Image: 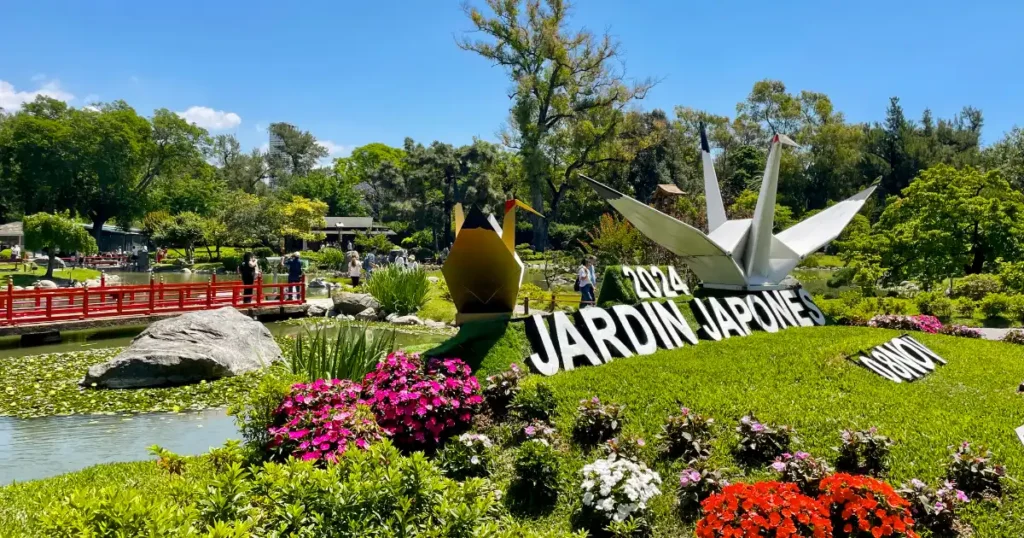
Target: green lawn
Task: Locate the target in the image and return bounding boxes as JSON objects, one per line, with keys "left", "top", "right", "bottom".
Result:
{"left": 3, "top": 326, "right": 1023, "bottom": 536}
{"left": 0, "top": 266, "right": 101, "bottom": 287}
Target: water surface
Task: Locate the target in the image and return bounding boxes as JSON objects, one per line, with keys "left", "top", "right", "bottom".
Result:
{"left": 0, "top": 409, "right": 238, "bottom": 484}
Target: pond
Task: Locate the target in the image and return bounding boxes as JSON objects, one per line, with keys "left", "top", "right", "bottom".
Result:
{"left": 0, "top": 409, "right": 238, "bottom": 484}
{"left": 0, "top": 321, "right": 449, "bottom": 359}
{"left": 0, "top": 323, "right": 451, "bottom": 483}
{"left": 103, "top": 270, "right": 331, "bottom": 297}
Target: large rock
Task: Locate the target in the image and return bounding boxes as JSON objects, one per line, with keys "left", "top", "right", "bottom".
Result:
{"left": 35, "top": 280, "right": 58, "bottom": 289}
{"left": 333, "top": 292, "right": 380, "bottom": 315}
{"left": 307, "top": 303, "right": 329, "bottom": 317}
{"left": 81, "top": 307, "right": 283, "bottom": 389}
{"left": 355, "top": 307, "right": 379, "bottom": 321}
{"left": 391, "top": 315, "right": 424, "bottom": 326}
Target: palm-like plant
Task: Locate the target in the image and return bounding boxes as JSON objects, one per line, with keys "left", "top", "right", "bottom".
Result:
{"left": 287, "top": 324, "right": 396, "bottom": 382}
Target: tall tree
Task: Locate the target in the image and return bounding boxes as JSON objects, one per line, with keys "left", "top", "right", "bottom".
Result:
{"left": 23, "top": 212, "right": 98, "bottom": 278}
{"left": 266, "top": 122, "right": 328, "bottom": 186}
{"left": 336, "top": 143, "right": 406, "bottom": 220}
{"left": 460, "top": 0, "right": 652, "bottom": 250}
{"left": 210, "top": 134, "right": 269, "bottom": 193}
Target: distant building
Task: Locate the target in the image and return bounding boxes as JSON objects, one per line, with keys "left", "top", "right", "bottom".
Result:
{"left": 0, "top": 221, "right": 146, "bottom": 254}
{"left": 268, "top": 122, "right": 294, "bottom": 183}
{"left": 284, "top": 216, "right": 395, "bottom": 252}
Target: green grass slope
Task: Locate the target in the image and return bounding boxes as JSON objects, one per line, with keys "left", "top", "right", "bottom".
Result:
{"left": 528, "top": 326, "right": 1024, "bottom": 536}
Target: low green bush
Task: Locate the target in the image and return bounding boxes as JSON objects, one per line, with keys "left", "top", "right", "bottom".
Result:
{"left": 978, "top": 293, "right": 1013, "bottom": 319}
{"left": 220, "top": 255, "right": 241, "bottom": 272}
{"left": 953, "top": 297, "right": 977, "bottom": 318}
{"left": 507, "top": 439, "right": 561, "bottom": 516}
{"left": 953, "top": 274, "right": 1003, "bottom": 300}
{"left": 998, "top": 260, "right": 1024, "bottom": 293}
{"left": 228, "top": 370, "right": 299, "bottom": 461}
{"left": 316, "top": 247, "right": 346, "bottom": 270}
{"left": 253, "top": 246, "right": 275, "bottom": 259}
{"left": 365, "top": 266, "right": 430, "bottom": 315}
{"left": 1009, "top": 295, "right": 1024, "bottom": 323}
{"left": 512, "top": 383, "right": 557, "bottom": 422}
{"left": 38, "top": 441, "right": 561, "bottom": 537}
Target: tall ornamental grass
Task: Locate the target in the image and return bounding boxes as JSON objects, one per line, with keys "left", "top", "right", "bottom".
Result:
{"left": 366, "top": 266, "right": 430, "bottom": 315}
{"left": 287, "top": 324, "right": 396, "bottom": 382}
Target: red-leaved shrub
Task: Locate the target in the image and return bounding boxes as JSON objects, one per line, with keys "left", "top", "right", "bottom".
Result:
{"left": 362, "top": 351, "right": 483, "bottom": 449}
{"left": 818, "top": 473, "right": 918, "bottom": 538}
{"left": 696, "top": 481, "right": 833, "bottom": 537}
{"left": 267, "top": 378, "right": 383, "bottom": 463}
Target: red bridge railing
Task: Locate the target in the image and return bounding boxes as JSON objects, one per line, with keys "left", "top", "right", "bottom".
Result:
{"left": 1, "top": 274, "right": 306, "bottom": 327}
{"left": 59, "top": 255, "right": 129, "bottom": 269}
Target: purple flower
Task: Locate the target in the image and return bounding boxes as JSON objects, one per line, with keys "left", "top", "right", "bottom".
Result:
{"left": 795, "top": 451, "right": 809, "bottom": 460}
{"left": 771, "top": 461, "right": 787, "bottom": 473}
{"left": 524, "top": 425, "right": 536, "bottom": 436}
{"left": 956, "top": 490, "right": 969, "bottom": 503}
{"left": 751, "top": 423, "right": 765, "bottom": 433}
{"left": 911, "top": 479, "right": 926, "bottom": 489}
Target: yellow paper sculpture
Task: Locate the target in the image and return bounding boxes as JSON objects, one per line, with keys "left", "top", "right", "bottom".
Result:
{"left": 442, "top": 199, "right": 543, "bottom": 325}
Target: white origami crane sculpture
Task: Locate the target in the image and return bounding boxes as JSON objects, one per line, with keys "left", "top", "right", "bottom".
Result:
{"left": 582, "top": 124, "right": 877, "bottom": 290}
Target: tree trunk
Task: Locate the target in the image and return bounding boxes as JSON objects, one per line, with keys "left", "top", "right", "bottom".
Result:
{"left": 45, "top": 252, "right": 55, "bottom": 280}
{"left": 969, "top": 245, "right": 986, "bottom": 275}
{"left": 531, "top": 186, "right": 547, "bottom": 252}
{"left": 90, "top": 215, "right": 108, "bottom": 250}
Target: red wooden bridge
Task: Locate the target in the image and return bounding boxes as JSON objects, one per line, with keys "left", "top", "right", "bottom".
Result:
{"left": 1, "top": 274, "right": 306, "bottom": 327}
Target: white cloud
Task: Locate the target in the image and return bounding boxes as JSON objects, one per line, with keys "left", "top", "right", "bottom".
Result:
{"left": 82, "top": 93, "right": 100, "bottom": 104}
{"left": 0, "top": 79, "right": 75, "bottom": 112}
{"left": 258, "top": 142, "right": 269, "bottom": 153}
{"left": 317, "top": 140, "right": 351, "bottom": 157}
{"left": 176, "top": 106, "right": 242, "bottom": 130}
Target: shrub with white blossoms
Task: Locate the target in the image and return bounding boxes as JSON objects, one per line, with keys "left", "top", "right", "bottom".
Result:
{"left": 437, "top": 433, "right": 493, "bottom": 480}
{"left": 580, "top": 454, "right": 663, "bottom": 526}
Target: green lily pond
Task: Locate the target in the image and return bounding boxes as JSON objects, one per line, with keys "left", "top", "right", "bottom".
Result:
{"left": 0, "top": 321, "right": 452, "bottom": 484}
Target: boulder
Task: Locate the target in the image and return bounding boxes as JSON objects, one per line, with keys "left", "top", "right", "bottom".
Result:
{"left": 335, "top": 313, "right": 355, "bottom": 321}
{"left": 391, "top": 315, "right": 424, "bottom": 326}
{"left": 32, "top": 257, "right": 65, "bottom": 268}
{"left": 333, "top": 292, "right": 380, "bottom": 315}
{"left": 427, "top": 276, "right": 440, "bottom": 283}
{"left": 385, "top": 313, "right": 398, "bottom": 322}
{"left": 181, "top": 268, "right": 192, "bottom": 274}
{"left": 307, "top": 303, "right": 329, "bottom": 317}
{"left": 35, "top": 280, "right": 58, "bottom": 289}
{"left": 355, "top": 307, "right": 378, "bottom": 321}
{"left": 81, "top": 307, "right": 283, "bottom": 389}
{"left": 424, "top": 319, "right": 447, "bottom": 329}
{"left": 308, "top": 278, "right": 329, "bottom": 289}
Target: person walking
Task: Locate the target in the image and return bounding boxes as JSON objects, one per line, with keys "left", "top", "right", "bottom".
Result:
{"left": 363, "top": 251, "right": 376, "bottom": 280}
{"left": 407, "top": 254, "right": 419, "bottom": 271}
{"left": 239, "top": 252, "right": 260, "bottom": 304}
{"left": 348, "top": 253, "right": 362, "bottom": 286}
{"left": 577, "top": 255, "right": 597, "bottom": 308}
{"left": 282, "top": 252, "right": 304, "bottom": 301}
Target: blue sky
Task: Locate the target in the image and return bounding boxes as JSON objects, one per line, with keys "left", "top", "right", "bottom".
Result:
{"left": 2, "top": 0, "right": 1021, "bottom": 160}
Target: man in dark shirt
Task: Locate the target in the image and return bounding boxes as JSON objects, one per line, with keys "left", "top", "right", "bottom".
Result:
{"left": 282, "top": 252, "right": 304, "bottom": 301}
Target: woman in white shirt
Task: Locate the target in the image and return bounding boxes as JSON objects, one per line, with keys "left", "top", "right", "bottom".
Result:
{"left": 348, "top": 254, "right": 362, "bottom": 286}
{"left": 577, "top": 255, "right": 596, "bottom": 307}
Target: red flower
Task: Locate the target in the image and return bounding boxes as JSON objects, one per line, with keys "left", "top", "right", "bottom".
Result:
{"left": 696, "top": 481, "right": 832, "bottom": 537}
{"left": 818, "top": 473, "right": 919, "bottom": 538}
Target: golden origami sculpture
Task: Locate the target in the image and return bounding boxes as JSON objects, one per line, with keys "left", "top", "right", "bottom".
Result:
{"left": 442, "top": 199, "right": 543, "bottom": 325}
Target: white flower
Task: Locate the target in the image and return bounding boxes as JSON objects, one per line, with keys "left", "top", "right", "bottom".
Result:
{"left": 583, "top": 492, "right": 594, "bottom": 506}
{"left": 470, "top": 456, "right": 480, "bottom": 465}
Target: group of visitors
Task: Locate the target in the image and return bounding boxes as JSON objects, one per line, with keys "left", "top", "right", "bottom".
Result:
{"left": 346, "top": 249, "right": 419, "bottom": 287}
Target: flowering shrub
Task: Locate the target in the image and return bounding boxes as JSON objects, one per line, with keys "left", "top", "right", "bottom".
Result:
{"left": 520, "top": 419, "right": 558, "bottom": 445}
{"left": 818, "top": 473, "right": 918, "bottom": 538}
{"left": 658, "top": 405, "right": 715, "bottom": 462}
{"left": 580, "top": 455, "right": 662, "bottom": 529}
{"left": 511, "top": 383, "right": 558, "bottom": 422}
{"left": 772, "top": 451, "right": 834, "bottom": 495}
{"left": 734, "top": 414, "right": 795, "bottom": 466}
{"left": 1004, "top": 329, "right": 1024, "bottom": 345}
{"left": 946, "top": 441, "right": 1006, "bottom": 498}
{"left": 361, "top": 352, "right": 483, "bottom": 450}
{"left": 573, "top": 397, "right": 624, "bottom": 447}
{"left": 437, "top": 433, "right": 493, "bottom": 480}
{"left": 508, "top": 437, "right": 561, "bottom": 515}
{"left": 835, "top": 428, "right": 893, "bottom": 477}
{"left": 937, "top": 324, "right": 982, "bottom": 338}
{"left": 696, "top": 481, "right": 831, "bottom": 537}
{"left": 602, "top": 434, "right": 647, "bottom": 461}
{"left": 267, "top": 379, "right": 382, "bottom": 463}
{"left": 898, "top": 479, "right": 969, "bottom": 536}
{"left": 482, "top": 363, "right": 524, "bottom": 418}
{"left": 677, "top": 467, "right": 728, "bottom": 518}
{"left": 868, "top": 314, "right": 942, "bottom": 334}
